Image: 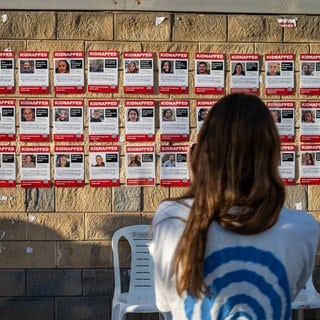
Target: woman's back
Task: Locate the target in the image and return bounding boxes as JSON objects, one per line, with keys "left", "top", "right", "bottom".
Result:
{"left": 152, "top": 200, "right": 319, "bottom": 320}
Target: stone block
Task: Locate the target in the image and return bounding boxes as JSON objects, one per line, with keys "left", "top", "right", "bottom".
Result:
{"left": 284, "top": 16, "right": 320, "bottom": 43}
{"left": 0, "top": 270, "right": 25, "bottom": 296}
{"left": 0, "top": 241, "right": 56, "bottom": 268}
{"left": 57, "top": 12, "right": 113, "bottom": 41}
{"left": 228, "top": 15, "right": 281, "bottom": 42}
{"left": 0, "top": 11, "right": 55, "bottom": 39}
{"left": 0, "top": 213, "right": 27, "bottom": 240}
{"left": 0, "top": 40, "right": 25, "bottom": 53}
{"left": 0, "top": 297, "right": 54, "bottom": 320}
{"left": 83, "top": 269, "right": 114, "bottom": 295}
{"left": 143, "top": 186, "right": 168, "bottom": 212}
{"left": 57, "top": 241, "right": 111, "bottom": 268}
{"left": 113, "top": 186, "right": 142, "bottom": 211}
{"left": 173, "top": 14, "right": 226, "bottom": 42}
{"left": 56, "top": 296, "right": 108, "bottom": 320}
{"left": 26, "top": 187, "right": 55, "bottom": 212}
{"left": 27, "top": 269, "right": 82, "bottom": 296}
{"left": 55, "top": 186, "right": 112, "bottom": 212}
{"left": 29, "top": 213, "right": 84, "bottom": 240}
{"left": 0, "top": 188, "right": 26, "bottom": 212}
{"left": 85, "top": 212, "right": 142, "bottom": 240}
{"left": 307, "top": 186, "right": 320, "bottom": 211}
{"left": 285, "top": 185, "right": 308, "bottom": 211}
{"left": 115, "top": 13, "right": 171, "bottom": 41}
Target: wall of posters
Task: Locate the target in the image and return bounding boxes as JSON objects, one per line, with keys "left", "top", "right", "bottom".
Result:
{"left": 88, "top": 50, "right": 119, "bottom": 93}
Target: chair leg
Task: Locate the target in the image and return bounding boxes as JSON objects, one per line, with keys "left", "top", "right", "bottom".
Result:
{"left": 296, "top": 309, "right": 304, "bottom": 320}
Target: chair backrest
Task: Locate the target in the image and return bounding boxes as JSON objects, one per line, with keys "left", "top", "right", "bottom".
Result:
{"left": 112, "top": 225, "right": 155, "bottom": 304}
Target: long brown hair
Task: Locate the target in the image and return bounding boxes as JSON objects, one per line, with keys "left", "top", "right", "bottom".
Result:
{"left": 175, "top": 93, "right": 285, "bottom": 298}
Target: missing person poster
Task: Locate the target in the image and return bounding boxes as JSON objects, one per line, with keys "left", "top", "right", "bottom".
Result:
{"left": 18, "top": 51, "right": 49, "bottom": 94}
{"left": 19, "top": 99, "right": 50, "bottom": 142}
{"left": 0, "top": 51, "right": 14, "bottom": 94}
{"left": 266, "top": 101, "right": 295, "bottom": 143}
{"left": 88, "top": 50, "right": 119, "bottom": 93}
{"left": 54, "top": 145, "right": 84, "bottom": 187}
{"left": 0, "top": 99, "right": 15, "bottom": 141}
{"left": 160, "top": 145, "right": 190, "bottom": 187}
{"left": 300, "top": 144, "right": 320, "bottom": 185}
{"left": 159, "top": 52, "right": 189, "bottom": 94}
{"left": 0, "top": 146, "right": 16, "bottom": 187}
{"left": 196, "top": 100, "right": 216, "bottom": 133}
{"left": 300, "top": 54, "right": 320, "bottom": 95}
{"left": 20, "top": 146, "right": 50, "bottom": 188}
{"left": 125, "top": 145, "right": 155, "bottom": 186}
{"left": 230, "top": 54, "right": 259, "bottom": 94}
{"left": 265, "top": 54, "right": 295, "bottom": 95}
{"left": 53, "top": 99, "right": 84, "bottom": 142}
{"left": 123, "top": 52, "right": 154, "bottom": 94}
{"left": 54, "top": 51, "right": 85, "bottom": 94}
{"left": 89, "top": 145, "right": 120, "bottom": 187}
{"left": 279, "top": 144, "right": 295, "bottom": 185}
{"left": 88, "top": 99, "right": 119, "bottom": 142}
{"left": 194, "top": 53, "right": 225, "bottom": 95}
{"left": 160, "top": 100, "right": 190, "bottom": 142}
{"left": 125, "top": 100, "right": 155, "bottom": 142}
{"left": 300, "top": 101, "right": 320, "bottom": 142}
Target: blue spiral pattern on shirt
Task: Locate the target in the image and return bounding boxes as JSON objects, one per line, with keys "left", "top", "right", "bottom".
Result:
{"left": 184, "top": 246, "right": 291, "bottom": 320}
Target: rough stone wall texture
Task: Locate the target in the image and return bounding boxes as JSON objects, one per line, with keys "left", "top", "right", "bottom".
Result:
{"left": 0, "top": 10, "right": 319, "bottom": 320}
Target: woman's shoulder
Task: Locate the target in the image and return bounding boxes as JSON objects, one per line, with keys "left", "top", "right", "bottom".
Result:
{"left": 279, "top": 207, "right": 319, "bottom": 235}
{"left": 153, "top": 199, "right": 192, "bottom": 226}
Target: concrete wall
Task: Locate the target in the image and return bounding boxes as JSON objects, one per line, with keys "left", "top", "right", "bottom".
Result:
{"left": 0, "top": 10, "right": 319, "bottom": 320}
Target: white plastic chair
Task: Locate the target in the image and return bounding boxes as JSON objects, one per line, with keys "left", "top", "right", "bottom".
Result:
{"left": 291, "top": 274, "right": 320, "bottom": 320}
{"left": 111, "top": 224, "right": 171, "bottom": 320}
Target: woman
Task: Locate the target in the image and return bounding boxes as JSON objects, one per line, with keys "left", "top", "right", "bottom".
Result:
{"left": 232, "top": 62, "right": 245, "bottom": 75}
{"left": 94, "top": 155, "right": 105, "bottom": 167}
{"left": 127, "top": 108, "right": 139, "bottom": 122}
{"left": 56, "top": 155, "right": 70, "bottom": 167}
{"left": 126, "top": 61, "right": 139, "bottom": 73}
{"left": 162, "top": 109, "right": 173, "bottom": 121}
{"left": 161, "top": 60, "right": 172, "bottom": 73}
{"left": 55, "top": 60, "right": 70, "bottom": 73}
{"left": 302, "top": 110, "right": 315, "bottom": 123}
{"left": 152, "top": 93, "right": 319, "bottom": 320}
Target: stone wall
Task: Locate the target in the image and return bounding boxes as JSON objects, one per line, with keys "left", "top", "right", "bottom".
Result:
{"left": 0, "top": 10, "right": 319, "bottom": 320}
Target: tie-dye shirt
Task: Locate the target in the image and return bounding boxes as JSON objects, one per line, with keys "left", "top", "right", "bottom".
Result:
{"left": 151, "top": 200, "right": 319, "bottom": 320}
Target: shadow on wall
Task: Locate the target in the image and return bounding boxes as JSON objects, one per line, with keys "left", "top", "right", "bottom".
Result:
{"left": 0, "top": 216, "right": 160, "bottom": 320}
